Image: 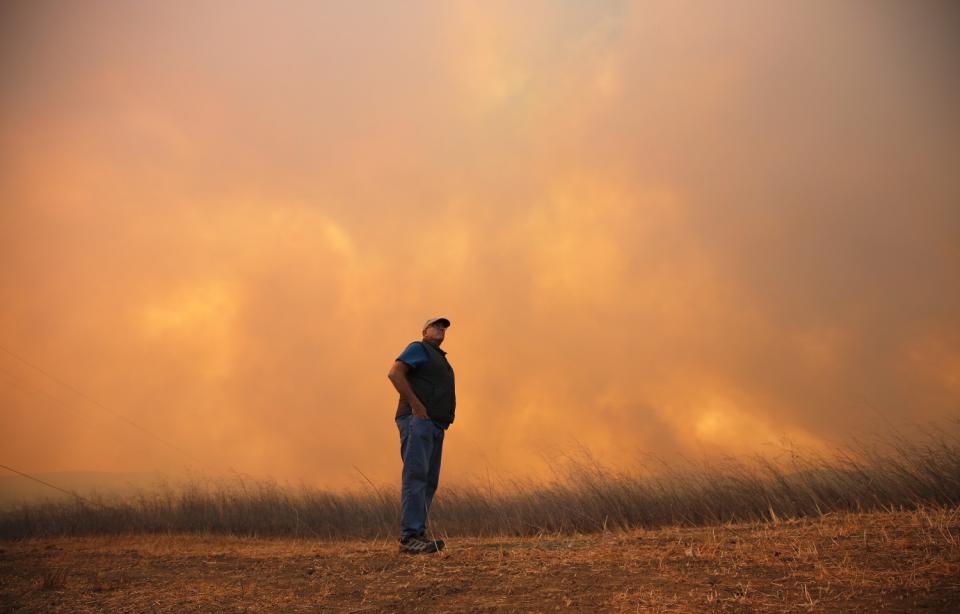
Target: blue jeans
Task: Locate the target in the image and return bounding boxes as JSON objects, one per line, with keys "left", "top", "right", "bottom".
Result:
{"left": 396, "top": 414, "right": 444, "bottom": 539}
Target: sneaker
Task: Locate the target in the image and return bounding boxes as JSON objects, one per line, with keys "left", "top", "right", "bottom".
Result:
{"left": 416, "top": 531, "right": 445, "bottom": 551}
{"left": 398, "top": 534, "right": 440, "bottom": 555}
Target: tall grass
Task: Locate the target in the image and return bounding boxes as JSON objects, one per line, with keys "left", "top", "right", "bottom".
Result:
{"left": 2, "top": 423, "right": 958, "bottom": 540}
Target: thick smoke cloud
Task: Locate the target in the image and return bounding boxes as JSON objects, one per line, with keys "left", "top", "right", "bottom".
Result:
{"left": 1, "top": 1, "right": 958, "bottom": 489}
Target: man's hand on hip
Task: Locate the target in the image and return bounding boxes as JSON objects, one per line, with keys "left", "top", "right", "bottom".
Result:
{"left": 412, "top": 406, "right": 429, "bottom": 419}
{"left": 388, "top": 361, "right": 431, "bottom": 420}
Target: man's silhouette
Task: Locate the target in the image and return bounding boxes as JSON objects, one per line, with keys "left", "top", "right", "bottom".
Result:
{"left": 387, "top": 317, "right": 455, "bottom": 554}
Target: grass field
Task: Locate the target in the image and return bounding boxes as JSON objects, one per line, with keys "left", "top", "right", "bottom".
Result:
{"left": 2, "top": 426, "right": 958, "bottom": 610}
{"left": 2, "top": 424, "right": 958, "bottom": 540}
{"left": 1, "top": 507, "right": 958, "bottom": 612}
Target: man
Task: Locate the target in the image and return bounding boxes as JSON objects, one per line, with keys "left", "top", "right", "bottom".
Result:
{"left": 387, "top": 317, "right": 456, "bottom": 555}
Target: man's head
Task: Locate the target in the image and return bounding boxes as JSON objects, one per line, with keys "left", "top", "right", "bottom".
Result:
{"left": 422, "top": 317, "right": 450, "bottom": 346}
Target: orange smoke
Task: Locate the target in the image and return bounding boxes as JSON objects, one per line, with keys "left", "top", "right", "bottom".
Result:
{"left": 1, "top": 1, "right": 958, "bottom": 490}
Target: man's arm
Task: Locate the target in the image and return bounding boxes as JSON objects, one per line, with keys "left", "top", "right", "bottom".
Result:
{"left": 387, "top": 361, "right": 429, "bottom": 418}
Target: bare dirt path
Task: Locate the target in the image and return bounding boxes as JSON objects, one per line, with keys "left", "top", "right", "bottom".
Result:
{"left": 1, "top": 508, "right": 958, "bottom": 612}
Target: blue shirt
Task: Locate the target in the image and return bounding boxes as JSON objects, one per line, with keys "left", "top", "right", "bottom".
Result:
{"left": 396, "top": 341, "right": 430, "bottom": 369}
{"left": 395, "top": 341, "right": 450, "bottom": 430}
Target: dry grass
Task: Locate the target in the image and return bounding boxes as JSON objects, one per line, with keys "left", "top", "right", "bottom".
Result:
{"left": 1, "top": 424, "right": 958, "bottom": 540}
{"left": 38, "top": 566, "right": 68, "bottom": 591}
{"left": 0, "top": 507, "right": 957, "bottom": 612}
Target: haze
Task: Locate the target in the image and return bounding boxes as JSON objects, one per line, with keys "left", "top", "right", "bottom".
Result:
{"left": 1, "top": 1, "right": 958, "bottom": 491}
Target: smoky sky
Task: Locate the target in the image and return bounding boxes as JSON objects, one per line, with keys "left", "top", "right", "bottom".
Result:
{"left": 1, "top": 0, "right": 958, "bottom": 489}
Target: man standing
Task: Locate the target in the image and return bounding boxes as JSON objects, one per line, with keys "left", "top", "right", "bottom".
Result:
{"left": 387, "top": 317, "right": 455, "bottom": 554}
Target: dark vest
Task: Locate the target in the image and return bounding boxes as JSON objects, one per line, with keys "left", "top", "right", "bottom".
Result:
{"left": 395, "top": 341, "right": 456, "bottom": 424}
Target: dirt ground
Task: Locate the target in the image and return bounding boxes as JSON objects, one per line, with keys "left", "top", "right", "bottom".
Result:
{"left": 1, "top": 507, "right": 958, "bottom": 612}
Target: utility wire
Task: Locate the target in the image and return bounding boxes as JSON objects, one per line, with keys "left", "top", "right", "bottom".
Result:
{"left": 0, "top": 343, "right": 208, "bottom": 468}
{"left": 0, "top": 367, "right": 200, "bottom": 482}
{"left": 0, "top": 463, "right": 98, "bottom": 506}
{"left": 0, "top": 367, "right": 113, "bottom": 433}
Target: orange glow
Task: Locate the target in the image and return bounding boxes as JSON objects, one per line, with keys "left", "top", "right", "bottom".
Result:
{"left": 0, "top": 1, "right": 958, "bottom": 491}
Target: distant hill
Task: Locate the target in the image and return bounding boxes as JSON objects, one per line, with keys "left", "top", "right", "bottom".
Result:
{"left": 0, "top": 470, "right": 173, "bottom": 509}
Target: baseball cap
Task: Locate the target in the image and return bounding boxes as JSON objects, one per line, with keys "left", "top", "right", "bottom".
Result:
{"left": 423, "top": 317, "right": 451, "bottom": 329}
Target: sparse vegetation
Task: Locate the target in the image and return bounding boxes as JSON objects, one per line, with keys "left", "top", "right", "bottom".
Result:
{"left": 2, "top": 424, "right": 958, "bottom": 540}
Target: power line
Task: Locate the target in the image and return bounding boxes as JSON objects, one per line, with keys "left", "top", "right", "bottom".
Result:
{"left": 0, "top": 463, "right": 98, "bottom": 506}
{"left": 0, "top": 367, "right": 113, "bottom": 434}
{"left": 0, "top": 366, "right": 206, "bottom": 482}
{"left": 0, "top": 343, "right": 208, "bottom": 468}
